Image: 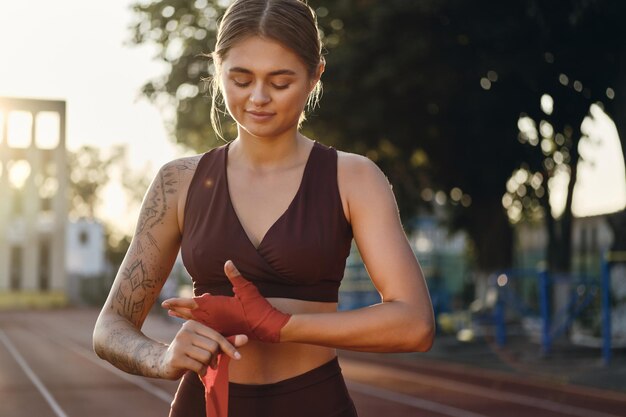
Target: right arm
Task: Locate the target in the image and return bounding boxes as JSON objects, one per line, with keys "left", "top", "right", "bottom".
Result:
{"left": 92, "top": 157, "right": 245, "bottom": 380}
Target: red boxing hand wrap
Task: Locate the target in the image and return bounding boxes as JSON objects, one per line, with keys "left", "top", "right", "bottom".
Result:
{"left": 189, "top": 268, "right": 291, "bottom": 417}
{"left": 199, "top": 335, "right": 236, "bottom": 417}
{"left": 190, "top": 295, "right": 249, "bottom": 337}
{"left": 191, "top": 274, "right": 291, "bottom": 343}
{"left": 232, "top": 276, "right": 292, "bottom": 343}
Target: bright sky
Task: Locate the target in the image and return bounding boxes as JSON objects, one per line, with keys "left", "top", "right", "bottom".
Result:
{"left": 0, "top": 0, "right": 188, "bottom": 235}
{"left": 0, "top": 0, "right": 624, "bottom": 237}
{"left": 572, "top": 104, "right": 626, "bottom": 217}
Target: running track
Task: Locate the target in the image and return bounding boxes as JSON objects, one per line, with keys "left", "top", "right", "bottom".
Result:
{"left": 1, "top": 309, "right": 625, "bottom": 417}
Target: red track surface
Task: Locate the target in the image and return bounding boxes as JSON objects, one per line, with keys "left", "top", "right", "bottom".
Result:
{"left": 1, "top": 309, "right": 625, "bottom": 417}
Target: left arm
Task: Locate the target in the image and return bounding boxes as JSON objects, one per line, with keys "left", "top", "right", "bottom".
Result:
{"left": 280, "top": 153, "right": 434, "bottom": 352}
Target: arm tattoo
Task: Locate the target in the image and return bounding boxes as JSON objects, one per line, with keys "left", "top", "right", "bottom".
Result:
{"left": 135, "top": 159, "right": 195, "bottom": 242}
{"left": 137, "top": 169, "right": 171, "bottom": 234}
{"left": 101, "top": 318, "right": 165, "bottom": 377}
{"left": 146, "top": 231, "right": 160, "bottom": 252}
{"left": 113, "top": 259, "right": 154, "bottom": 325}
{"left": 132, "top": 239, "right": 144, "bottom": 256}
{"left": 174, "top": 158, "right": 196, "bottom": 173}
{"left": 99, "top": 157, "right": 199, "bottom": 377}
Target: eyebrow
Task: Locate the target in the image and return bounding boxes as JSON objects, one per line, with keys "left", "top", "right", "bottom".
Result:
{"left": 228, "top": 67, "right": 297, "bottom": 76}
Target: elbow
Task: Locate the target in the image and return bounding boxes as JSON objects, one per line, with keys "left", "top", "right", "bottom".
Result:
{"left": 386, "top": 302, "right": 436, "bottom": 353}
{"left": 92, "top": 325, "right": 106, "bottom": 360}
{"left": 415, "top": 319, "right": 436, "bottom": 352}
{"left": 92, "top": 313, "right": 116, "bottom": 360}
{"left": 405, "top": 316, "right": 436, "bottom": 353}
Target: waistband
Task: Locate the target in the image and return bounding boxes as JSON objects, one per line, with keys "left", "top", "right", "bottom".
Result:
{"left": 228, "top": 356, "right": 342, "bottom": 397}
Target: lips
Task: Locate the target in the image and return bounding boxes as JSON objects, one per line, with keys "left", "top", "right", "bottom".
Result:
{"left": 246, "top": 110, "right": 275, "bottom": 117}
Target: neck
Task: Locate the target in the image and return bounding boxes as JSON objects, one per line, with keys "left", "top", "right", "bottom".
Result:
{"left": 231, "top": 130, "right": 308, "bottom": 170}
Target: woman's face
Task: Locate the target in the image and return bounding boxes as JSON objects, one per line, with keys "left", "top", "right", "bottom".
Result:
{"left": 219, "top": 36, "right": 319, "bottom": 140}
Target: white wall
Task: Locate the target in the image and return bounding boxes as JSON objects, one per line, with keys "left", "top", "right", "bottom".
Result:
{"left": 66, "top": 218, "right": 106, "bottom": 277}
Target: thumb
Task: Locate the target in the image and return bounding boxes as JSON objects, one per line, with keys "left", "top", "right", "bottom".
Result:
{"left": 233, "top": 334, "right": 249, "bottom": 348}
{"left": 224, "top": 260, "right": 248, "bottom": 287}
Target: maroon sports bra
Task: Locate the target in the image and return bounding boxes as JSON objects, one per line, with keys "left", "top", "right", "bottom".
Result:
{"left": 181, "top": 141, "right": 353, "bottom": 303}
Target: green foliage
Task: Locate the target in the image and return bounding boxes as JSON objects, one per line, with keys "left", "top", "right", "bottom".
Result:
{"left": 129, "top": 0, "right": 229, "bottom": 150}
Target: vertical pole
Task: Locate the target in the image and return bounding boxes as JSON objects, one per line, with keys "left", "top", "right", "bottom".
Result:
{"left": 601, "top": 253, "right": 611, "bottom": 366}
{"left": 495, "top": 286, "right": 506, "bottom": 347}
{"left": 0, "top": 109, "right": 9, "bottom": 291}
{"left": 581, "top": 228, "right": 588, "bottom": 280}
{"left": 52, "top": 103, "right": 67, "bottom": 296}
{"left": 23, "top": 111, "right": 40, "bottom": 291}
{"left": 539, "top": 270, "right": 551, "bottom": 355}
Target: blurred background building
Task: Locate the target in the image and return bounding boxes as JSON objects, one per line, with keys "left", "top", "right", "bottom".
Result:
{"left": 0, "top": 97, "right": 69, "bottom": 308}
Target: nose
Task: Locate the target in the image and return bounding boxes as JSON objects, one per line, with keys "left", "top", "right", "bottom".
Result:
{"left": 249, "top": 83, "right": 270, "bottom": 106}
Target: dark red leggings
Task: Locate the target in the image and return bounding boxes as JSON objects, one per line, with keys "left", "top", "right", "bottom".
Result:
{"left": 169, "top": 357, "right": 359, "bottom": 417}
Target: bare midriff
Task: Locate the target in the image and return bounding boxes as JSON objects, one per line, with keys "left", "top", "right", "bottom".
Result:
{"left": 227, "top": 297, "right": 337, "bottom": 384}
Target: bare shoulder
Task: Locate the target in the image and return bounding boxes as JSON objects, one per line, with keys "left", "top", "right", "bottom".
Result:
{"left": 156, "top": 154, "right": 204, "bottom": 233}
{"left": 160, "top": 153, "right": 205, "bottom": 192}
{"left": 161, "top": 154, "right": 203, "bottom": 180}
{"left": 337, "top": 150, "right": 391, "bottom": 193}
{"left": 336, "top": 150, "right": 393, "bottom": 224}
{"left": 152, "top": 154, "right": 203, "bottom": 210}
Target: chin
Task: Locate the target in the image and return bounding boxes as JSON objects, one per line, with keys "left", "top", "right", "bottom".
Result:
{"left": 241, "top": 124, "right": 292, "bottom": 140}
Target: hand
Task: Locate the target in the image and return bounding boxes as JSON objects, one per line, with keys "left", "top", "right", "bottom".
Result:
{"left": 163, "top": 260, "right": 291, "bottom": 343}
{"left": 157, "top": 320, "right": 247, "bottom": 380}
{"left": 162, "top": 292, "right": 249, "bottom": 337}
{"left": 223, "top": 260, "right": 292, "bottom": 342}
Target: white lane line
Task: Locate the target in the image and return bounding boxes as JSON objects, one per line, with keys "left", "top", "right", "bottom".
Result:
{"left": 38, "top": 330, "right": 174, "bottom": 404}
{"left": 348, "top": 381, "right": 489, "bottom": 417}
{"left": 341, "top": 358, "right": 622, "bottom": 417}
{"left": 0, "top": 329, "right": 69, "bottom": 417}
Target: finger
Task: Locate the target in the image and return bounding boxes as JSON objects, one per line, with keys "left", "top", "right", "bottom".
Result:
{"left": 168, "top": 309, "right": 195, "bottom": 321}
{"left": 179, "top": 355, "right": 207, "bottom": 376}
{"left": 189, "top": 324, "right": 243, "bottom": 361}
{"left": 168, "top": 310, "right": 185, "bottom": 320}
{"left": 162, "top": 297, "right": 198, "bottom": 309}
{"left": 186, "top": 344, "right": 215, "bottom": 366}
{"left": 207, "top": 335, "right": 247, "bottom": 367}
{"left": 233, "top": 334, "right": 249, "bottom": 348}
{"left": 224, "top": 260, "right": 249, "bottom": 288}
{"left": 216, "top": 333, "right": 243, "bottom": 361}
{"left": 171, "top": 348, "right": 211, "bottom": 376}
{"left": 168, "top": 305, "right": 195, "bottom": 318}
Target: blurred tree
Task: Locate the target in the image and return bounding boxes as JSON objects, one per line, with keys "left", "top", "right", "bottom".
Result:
{"left": 128, "top": 0, "right": 229, "bottom": 151}
{"left": 425, "top": 0, "right": 626, "bottom": 273}
{"left": 492, "top": 0, "right": 626, "bottom": 272}
{"left": 68, "top": 145, "right": 125, "bottom": 219}
{"left": 68, "top": 145, "right": 152, "bottom": 268}
{"left": 108, "top": 161, "right": 153, "bottom": 266}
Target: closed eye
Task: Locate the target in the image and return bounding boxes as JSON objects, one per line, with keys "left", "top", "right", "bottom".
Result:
{"left": 233, "top": 80, "right": 251, "bottom": 88}
{"left": 272, "top": 83, "right": 290, "bottom": 90}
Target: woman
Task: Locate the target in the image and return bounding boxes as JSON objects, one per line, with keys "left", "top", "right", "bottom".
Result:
{"left": 93, "top": 1, "right": 435, "bottom": 416}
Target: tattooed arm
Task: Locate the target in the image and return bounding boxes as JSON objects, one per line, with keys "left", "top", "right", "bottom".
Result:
{"left": 93, "top": 157, "right": 245, "bottom": 380}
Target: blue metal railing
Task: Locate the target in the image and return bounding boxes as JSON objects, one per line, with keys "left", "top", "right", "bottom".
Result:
{"left": 490, "top": 263, "right": 615, "bottom": 365}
